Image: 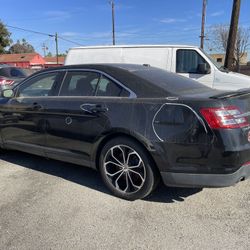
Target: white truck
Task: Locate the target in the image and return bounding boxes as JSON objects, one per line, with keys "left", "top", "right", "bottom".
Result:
{"left": 65, "top": 45, "right": 250, "bottom": 90}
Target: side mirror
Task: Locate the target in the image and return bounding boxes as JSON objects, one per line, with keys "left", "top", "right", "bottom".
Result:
{"left": 198, "top": 63, "right": 211, "bottom": 74}
{"left": 2, "top": 89, "right": 14, "bottom": 98}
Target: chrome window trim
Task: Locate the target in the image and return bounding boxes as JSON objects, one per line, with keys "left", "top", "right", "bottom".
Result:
{"left": 58, "top": 68, "right": 137, "bottom": 98}
{"left": 15, "top": 68, "right": 137, "bottom": 98}
{"left": 14, "top": 69, "right": 67, "bottom": 98}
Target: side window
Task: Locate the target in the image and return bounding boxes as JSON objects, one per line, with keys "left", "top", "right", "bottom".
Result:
{"left": 10, "top": 68, "right": 27, "bottom": 77}
{"left": 60, "top": 71, "right": 100, "bottom": 96}
{"left": 17, "top": 72, "right": 59, "bottom": 97}
{"left": 176, "top": 49, "right": 209, "bottom": 74}
{"left": 96, "top": 75, "right": 129, "bottom": 97}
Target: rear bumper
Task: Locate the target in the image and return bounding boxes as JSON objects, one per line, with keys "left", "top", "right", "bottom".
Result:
{"left": 160, "top": 163, "right": 250, "bottom": 188}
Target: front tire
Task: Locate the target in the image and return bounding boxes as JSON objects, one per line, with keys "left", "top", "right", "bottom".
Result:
{"left": 99, "top": 137, "right": 158, "bottom": 200}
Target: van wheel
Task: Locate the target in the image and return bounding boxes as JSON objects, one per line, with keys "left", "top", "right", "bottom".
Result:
{"left": 99, "top": 137, "right": 158, "bottom": 200}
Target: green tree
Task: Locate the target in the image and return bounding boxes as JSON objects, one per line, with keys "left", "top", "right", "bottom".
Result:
{"left": 0, "top": 21, "right": 12, "bottom": 53}
{"left": 46, "top": 51, "right": 53, "bottom": 57}
{"left": 58, "top": 53, "right": 67, "bottom": 57}
{"left": 9, "top": 39, "right": 35, "bottom": 54}
{"left": 46, "top": 51, "right": 68, "bottom": 57}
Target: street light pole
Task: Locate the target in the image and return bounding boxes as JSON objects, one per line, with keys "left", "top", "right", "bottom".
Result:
{"left": 42, "top": 43, "right": 47, "bottom": 57}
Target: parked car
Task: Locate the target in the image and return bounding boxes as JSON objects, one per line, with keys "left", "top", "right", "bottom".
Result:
{"left": 0, "top": 64, "right": 250, "bottom": 200}
{"left": 65, "top": 45, "right": 250, "bottom": 90}
{"left": 0, "top": 64, "right": 28, "bottom": 91}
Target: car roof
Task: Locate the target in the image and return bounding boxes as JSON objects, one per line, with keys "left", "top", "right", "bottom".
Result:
{"left": 33, "top": 64, "right": 211, "bottom": 98}
{"left": 39, "top": 63, "right": 153, "bottom": 71}
{"left": 33, "top": 64, "right": 169, "bottom": 97}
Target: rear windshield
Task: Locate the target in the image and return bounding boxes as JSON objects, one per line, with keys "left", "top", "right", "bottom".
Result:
{"left": 131, "top": 67, "right": 212, "bottom": 95}
{"left": 0, "top": 67, "right": 27, "bottom": 78}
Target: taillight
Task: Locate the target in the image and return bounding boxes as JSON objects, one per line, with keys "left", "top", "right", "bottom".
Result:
{"left": 0, "top": 78, "right": 15, "bottom": 85}
{"left": 200, "top": 106, "right": 249, "bottom": 129}
{"left": 242, "top": 161, "right": 250, "bottom": 167}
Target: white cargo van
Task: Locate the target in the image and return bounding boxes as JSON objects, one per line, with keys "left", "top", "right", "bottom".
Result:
{"left": 65, "top": 45, "right": 250, "bottom": 90}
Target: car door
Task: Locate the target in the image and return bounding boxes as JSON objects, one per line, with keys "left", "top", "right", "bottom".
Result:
{"left": 174, "top": 49, "right": 214, "bottom": 87}
{"left": 0, "top": 71, "right": 64, "bottom": 156}
{"left": 44, "top": 70, "right": 131, "bottom": 167}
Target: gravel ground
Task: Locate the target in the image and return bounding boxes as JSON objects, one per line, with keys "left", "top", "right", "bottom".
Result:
{"left": 0, "top": 150, "right": 250, "bottom": 250}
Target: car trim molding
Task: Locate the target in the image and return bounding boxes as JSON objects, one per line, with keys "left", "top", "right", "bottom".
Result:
{"left": 15, "top": 68, "right": 137, "bottom": 98}
{"left": 58, "top": 68, "right": 137, "bottom": 98}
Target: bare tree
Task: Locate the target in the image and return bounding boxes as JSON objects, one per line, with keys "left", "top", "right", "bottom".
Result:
{"left": 207, "top": 25, "right": 250, "bottom": 71}
{"left": 235, "top": 27, "right": 250, "bottom": 71}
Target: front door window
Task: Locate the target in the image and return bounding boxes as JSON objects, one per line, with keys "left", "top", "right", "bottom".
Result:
{"left": 17, "top": 72, "right": 60, "bottom": 97}
{"left": 176, "top": 49, "right": 210, "bottom": 74}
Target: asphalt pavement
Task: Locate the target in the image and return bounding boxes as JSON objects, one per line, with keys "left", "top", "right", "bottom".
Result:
{"left": 0, "top": 150, "right": 250, "bottom": 250}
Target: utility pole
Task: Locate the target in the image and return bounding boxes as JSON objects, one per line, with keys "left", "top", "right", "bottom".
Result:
{"left": 110, "top": 1, "right": 115, "bottom": 45}
{"left": 42, "top": 43, "right": 48, "bottom": 57}
{"left": 200, "top": 0, "right": 207, "bottom": 49}
{"left": 55, "top": 32, "right": 59, "bottom": 64}
{"left": 224, "top": 0, "right": 241, "bottom": 70}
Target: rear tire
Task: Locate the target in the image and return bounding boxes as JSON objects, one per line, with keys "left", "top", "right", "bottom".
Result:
{"left": 99, "top": 137, "right": 159, "bottom": 200}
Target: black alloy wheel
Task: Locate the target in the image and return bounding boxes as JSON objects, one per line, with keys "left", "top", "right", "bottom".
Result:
{"left": 99, "top": 137, "right": 158, "bottom": 200}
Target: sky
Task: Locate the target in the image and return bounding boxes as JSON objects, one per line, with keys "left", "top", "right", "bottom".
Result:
{"left": 1, "top": 0, "right": 250, "bottom": 56}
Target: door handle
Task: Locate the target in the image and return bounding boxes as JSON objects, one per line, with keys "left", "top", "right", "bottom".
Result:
{"left": 80, "top": 104, "right": 108, "bottom": 114}
{"left": 29, "top": 103, "right": 44, "bottom": 111}
{"left": 90, "top": 104, "right": 108, "bottom": 113}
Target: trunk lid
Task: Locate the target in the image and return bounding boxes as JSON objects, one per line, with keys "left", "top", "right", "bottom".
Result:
{"left": 209, "top": 89, "right": 250, "bottom": 136}
{"left": 210, "top": 89, "right": 250, "bottom": 118}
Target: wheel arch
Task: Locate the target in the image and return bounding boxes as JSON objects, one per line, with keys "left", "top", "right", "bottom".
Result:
{"left": 92, "top": 130, "right": 158, "bottom": 172}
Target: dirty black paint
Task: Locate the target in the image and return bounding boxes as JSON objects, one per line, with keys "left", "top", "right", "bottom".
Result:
{"left": 0, "top": 64, "right": 250, "bottom": 188}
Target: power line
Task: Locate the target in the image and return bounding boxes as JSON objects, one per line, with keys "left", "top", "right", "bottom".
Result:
{"left": 6, "top": 24, "right": 54, "bottom": 37}
{"left": 6, "top": 24, "right": 84, "bottom": 46}
{"left": 57, "top": 35, "right": 84, "bottom": 46}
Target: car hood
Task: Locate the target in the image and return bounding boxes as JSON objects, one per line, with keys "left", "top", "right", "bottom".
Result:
{"left": 214, "top": 70, "right": 250, "bottom": 90}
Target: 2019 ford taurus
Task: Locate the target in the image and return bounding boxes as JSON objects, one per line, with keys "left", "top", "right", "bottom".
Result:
{"left": 0, "top": 64, "right": 250, "bottom": 200}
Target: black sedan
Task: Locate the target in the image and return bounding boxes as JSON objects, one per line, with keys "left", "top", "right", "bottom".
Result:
{"left": 0, "top": 64, "right": 250, "bottom": 200}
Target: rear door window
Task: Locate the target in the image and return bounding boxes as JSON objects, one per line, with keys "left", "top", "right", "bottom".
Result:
{"left": 96, "top": 75, "right": 130, "bottom": 97}
{"left": 60, "top": 71, "right": 100, "bottom": 96}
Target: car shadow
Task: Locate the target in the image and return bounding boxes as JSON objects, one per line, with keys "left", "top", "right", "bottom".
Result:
{"left": 0, "top": 150, "right": 202, "bottom": 203}
{"left": 144, "top": 184, "right": 202, "bottom": 203}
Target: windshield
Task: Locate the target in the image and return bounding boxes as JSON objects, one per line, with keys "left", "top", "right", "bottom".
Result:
{"left": 202, "top": 49, "right": 229, "bottom": 72}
